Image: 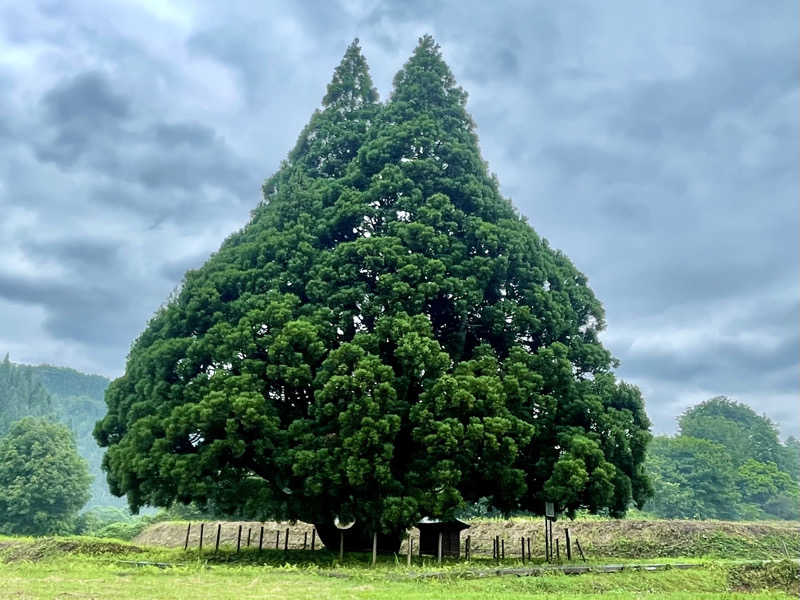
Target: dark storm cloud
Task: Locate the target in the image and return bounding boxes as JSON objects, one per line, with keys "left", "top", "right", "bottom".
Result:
{"left": 621, "top": 328, "right": 799, "bottom": 390}
{"left": 33, "top": 70, "right": 254, "bottom": 196}
{"left": 0, "top": 1, "right": 796, "bottom": 435}
{"left": 153, "top": 122, "right": 217, "bottom": 147}
{"left": 22, "top": 237, "right": 122, "bottom": 271}
{"left": 0, "top": 270, "right": 134, "bottom": 346}
{"left": 35, "top": 72, "right": 128, "bottom": 166}
{"left": 42, "top": 71, "right": 130, "bottom": 125}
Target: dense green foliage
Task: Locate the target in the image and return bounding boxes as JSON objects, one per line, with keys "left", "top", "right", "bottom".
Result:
{"left": 95, "top": 37, "right": 651, "bottom": 535}
{"left": 645, "top": 436, "right": 741, "bottom": 520}
{"left": 0, "top": 418, "right": 91, "bottom": 535}
{"left": 645, "top": 397, "right": 799, "bottom": 520}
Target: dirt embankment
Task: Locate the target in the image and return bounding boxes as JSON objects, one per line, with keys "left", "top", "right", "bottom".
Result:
{"left": 135, "top": 518, "right": 800, "bottom": 559}
{"left": 465, "top": 519, "right": 800, "bottom": 559}
{"left": 136, "top": 520, "right": 316, "bottom": 551}
{"left": 1, "top": 538, "right": 144, "bottom": 563}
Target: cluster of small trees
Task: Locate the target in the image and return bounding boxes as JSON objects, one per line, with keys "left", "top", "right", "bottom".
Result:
{"left": 645, "top": 397, "right": 799, "bottom": 520}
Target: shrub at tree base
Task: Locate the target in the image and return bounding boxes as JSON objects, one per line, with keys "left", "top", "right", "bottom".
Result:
{"left": 727, "top": 560, "right": 800, "bottom": 595}
{"left": 95, "top": 37, "right": 651, "bottom": 543}
{"left": 0, "top": 418, "right": 91, "bottom": 535}
{"left": 75, "top": 506, "right": 151, "bottom": 540}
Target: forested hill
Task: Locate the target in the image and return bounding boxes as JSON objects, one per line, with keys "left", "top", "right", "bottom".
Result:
{"left": 0, "top": 355, "right": 52, "bottom": 435}
{"left": 24, "top": 364, "right": 109, "bottom": 404}
{"left": 0, "top": 357, "right": 122, "bottom": 508}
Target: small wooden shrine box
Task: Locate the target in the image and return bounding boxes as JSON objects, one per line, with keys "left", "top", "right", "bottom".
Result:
{"left": 417, "top": 518, "right": 470, "bottom": 558}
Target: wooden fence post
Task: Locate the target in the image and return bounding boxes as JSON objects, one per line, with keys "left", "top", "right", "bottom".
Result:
{"left": 258, "top": 526, "right": 264, "bottom": 551}
{"left": 215, "top": 523, "right": 221, "bottom": 553}
{"left": 565, "top": 528, "right": 571, "bottom": 561}
{"left": 501, "top": 538, "right": 505, "bottom": 560}
{"left": 465, "top": 535, "right": 471, "bottom": 561}
{"left": 555, "top": 537, "right": 560, "bottom": 561}
{"left": 303, "top": 531, "right": 307, "bottom": 550}
{"left": 311, "top": 528, "right": 316, "bottom": 551}
{"left": 575, "top": 538, "right": 586, "bottom": 562}
{"left": 372, "top": 532, "right": 377, "bottom": 567}
{"left": 544, "top": 518, "right": 549, "bottom": 561}
{"left": 527, "top": 536, "right": 531, "bottom": 561}
{"left": 437, "top": 532, "right": 442, "bottom": 564}
{"left": 236, "top": 524, "right": 242, "bottom": 553}
{"left": 275, "top": 531, "right": 279, "bottom": 549}
{"left": 184, "top": 523, "right": 191, "bottom": 551}
{"left": 247, "top": 528, "right": 252, "bottom": 547}
{"left": 407, "top": 535, "right": 412, "bottom": 567}
{"left": 198, "top": 523, "right": 204, "bottom": 553}
{"left": 521, "top": 537, "right": 525, "bottom": 564}
{"left": 284, "top": 528, "right": 289, "bottom": 551}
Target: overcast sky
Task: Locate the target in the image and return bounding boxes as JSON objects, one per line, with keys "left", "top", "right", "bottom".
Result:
{"left": 1, "top": 1, "right": 797, "bottom": 437}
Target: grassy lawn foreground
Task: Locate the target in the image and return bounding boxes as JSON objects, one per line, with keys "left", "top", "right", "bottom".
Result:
{"left": 1, "top": 537, "right": 797, "bottom": 599}
{"left": 1, "top": 559, "right": 793, "bottom": 600}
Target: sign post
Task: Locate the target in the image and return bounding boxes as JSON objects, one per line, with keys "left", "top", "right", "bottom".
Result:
{"left": 334, "top": 516, "right": 355, "bottom": 564}
{"left": 544, "top": 502, "right": 557, "bottom": 562}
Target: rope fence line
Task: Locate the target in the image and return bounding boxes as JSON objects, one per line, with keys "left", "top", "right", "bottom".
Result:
{"left": 179, "top": 522, "right": 587, "bottom": 563}
{"left": 182, "top": 523, "right": 319, "bottom": 552}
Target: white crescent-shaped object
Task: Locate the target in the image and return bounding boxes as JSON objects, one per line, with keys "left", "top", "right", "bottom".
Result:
{"left": 334, "top": 516, "right": 356, "bottom": 530}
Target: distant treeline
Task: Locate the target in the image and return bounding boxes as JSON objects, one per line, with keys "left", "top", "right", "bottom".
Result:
{"left": 0, "top": 355, "right": 122, "bottom": 508}
{"left": 644, "top": 397, "right": 798, "bottom": 520}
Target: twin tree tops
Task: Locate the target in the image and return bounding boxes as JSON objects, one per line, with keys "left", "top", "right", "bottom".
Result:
{"left": 95, "top": 37, "right": 652, "bottom": 537}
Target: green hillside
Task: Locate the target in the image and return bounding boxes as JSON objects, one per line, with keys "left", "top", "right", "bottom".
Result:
{"left": 0, "top": 355, "right": 52, "bottom": 434}
{"left": 24, "top": 364, "right": 109, "bottom": 404}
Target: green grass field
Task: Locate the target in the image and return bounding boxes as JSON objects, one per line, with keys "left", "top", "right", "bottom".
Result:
{"left": 1, "top": 536, "right": 798, "bottom": 599}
